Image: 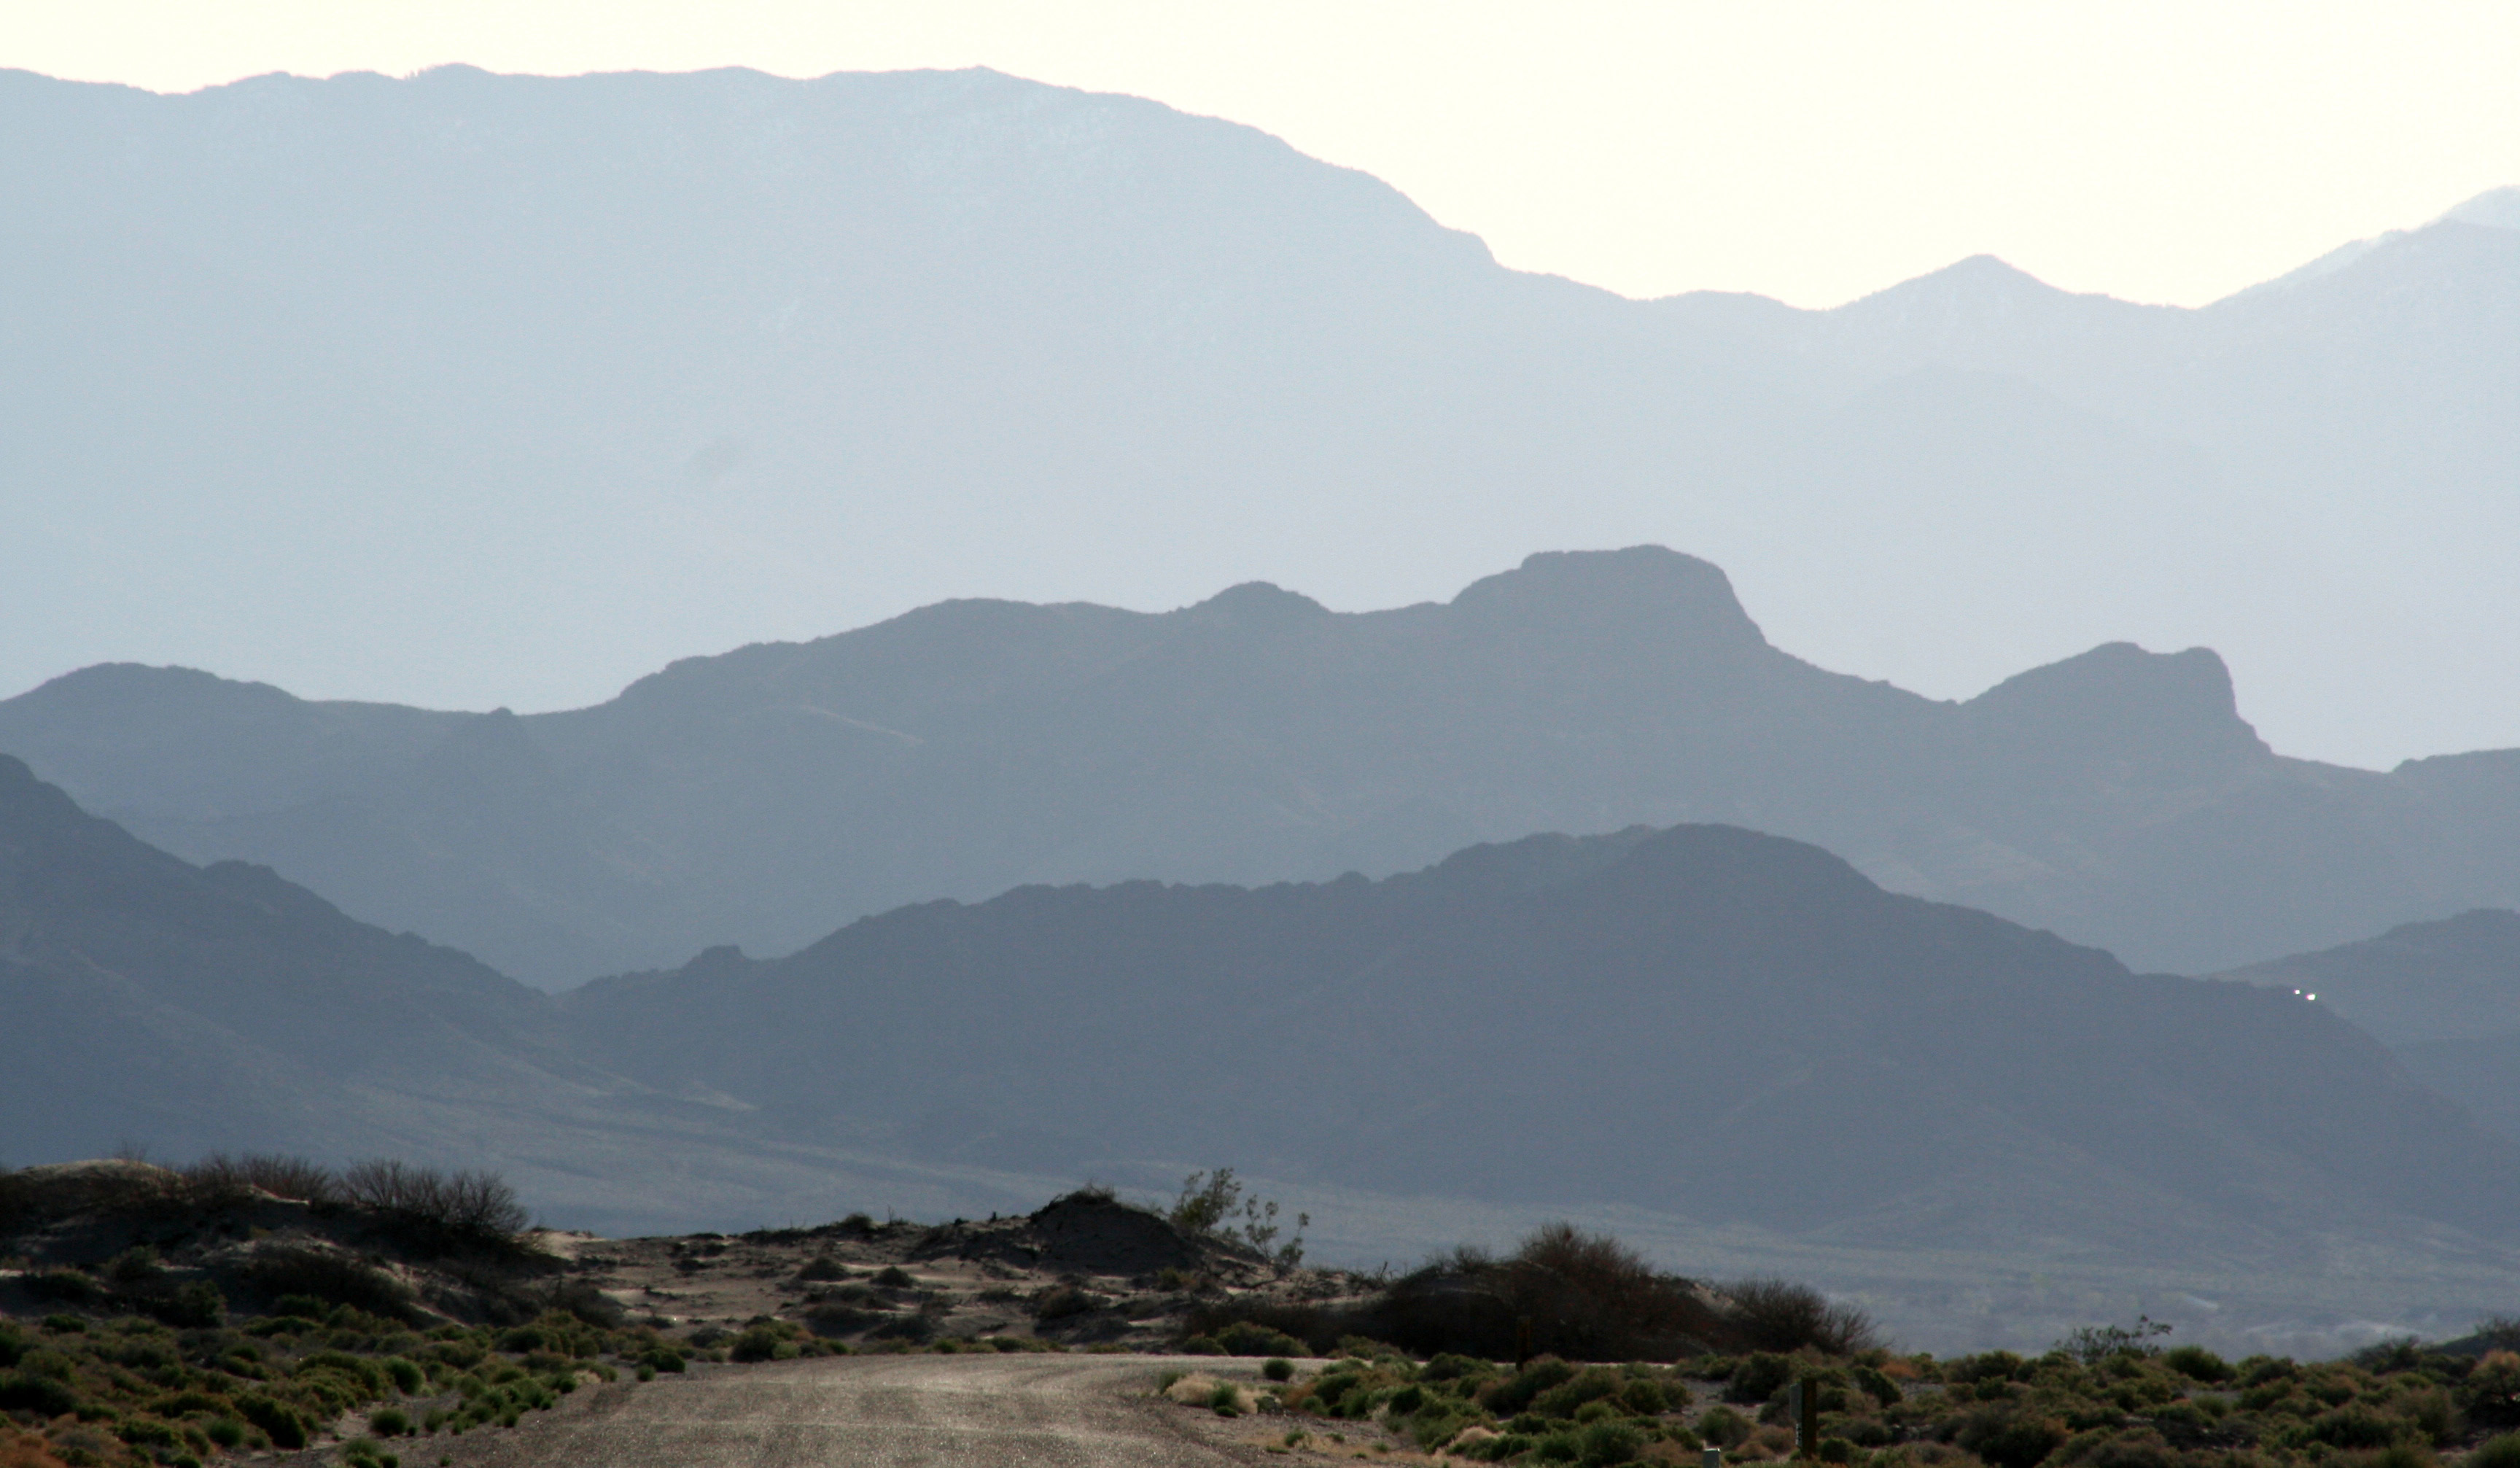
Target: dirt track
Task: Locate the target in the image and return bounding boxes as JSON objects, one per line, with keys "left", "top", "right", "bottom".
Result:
{"left": 430, "top": 1354, "right": 1271, "bottom": 1467}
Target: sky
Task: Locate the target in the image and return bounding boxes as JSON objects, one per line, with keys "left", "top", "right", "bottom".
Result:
{"left": 12, "top": 0, "right": 2520, "bottom": 309}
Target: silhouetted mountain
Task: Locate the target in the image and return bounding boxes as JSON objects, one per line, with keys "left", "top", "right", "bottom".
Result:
{"left": 1, "top": 65, "right": 2513, "bottom": 764}
{"left": 2222, "top": 912, "right": 2520, "bottom": 1146}
{"left": 14, "top": 757, "right": 2520, "bottom": 1345}
{"left": 0, "top": 753, "right": 561, "bottom": 1160}
{"left": 560, "top": 820, "right": 2520, "bottom": 1255}
{"left": 11, "top": 548, "right": 2519, "bottom": 986}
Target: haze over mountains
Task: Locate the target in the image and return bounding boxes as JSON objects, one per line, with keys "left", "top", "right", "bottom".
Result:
{"left": 2, "top": 65, "right": 2516, "bottom": 765}
{"left": 12, "top": 546, "right": 2520, "bottom": 986}
{"left": 11, "top": 751, "right": 2520, "bottom": 1351}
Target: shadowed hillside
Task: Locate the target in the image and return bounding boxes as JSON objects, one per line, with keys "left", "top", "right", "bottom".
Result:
{"left": 560, "top": 820, "right": 2520, "bottom": 1259}
{"left": 12, "top": 548, "right": 2520, "bottom": 988}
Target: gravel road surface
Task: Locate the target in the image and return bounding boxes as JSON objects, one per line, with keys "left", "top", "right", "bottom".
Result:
{"left": 432, "top": 1354, "right": 1267, "bottom": 1467}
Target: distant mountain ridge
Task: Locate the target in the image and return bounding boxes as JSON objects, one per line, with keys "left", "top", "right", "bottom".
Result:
{"left": 10, "top": 750, "right": 2520, "bottom": 1267}
{"left": 555, "top": 817, "right": 2520, "bottom": 1257}
{"left": 18, "top": 750, "right": 2520, "bottom": 1349}
{"left": 12, "top": 546, "right": 2520, "bottom": 987}
{"left": 2223, "top": 911, "right": 2520, "bottom": 1149}
{"left": 1, "top": 64, "right": 2515, "bottom": 764}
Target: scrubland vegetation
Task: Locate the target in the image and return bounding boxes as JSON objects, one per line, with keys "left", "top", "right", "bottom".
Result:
{"left": 0, "top": 1155, "right": 676, "bottom": 1468}
{"left": 14, "top": 1161, "right": 2520, "bottom": 1468}
{"left": 1172, "top": 1324, "right": 2520, "bottom": 1468}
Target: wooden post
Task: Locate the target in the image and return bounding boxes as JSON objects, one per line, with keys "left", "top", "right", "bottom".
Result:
{"left": 1795, "top": 1377, "right": 1818, "bottom": 1457}
{"left": 1514, "top": 1316, "right": 1533, "bottom": 1368}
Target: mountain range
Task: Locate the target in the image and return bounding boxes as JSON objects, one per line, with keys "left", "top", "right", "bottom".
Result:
{"left": 1, "top": 66, "right": 2514, "bottom": 765}
{"left": 11, "top": 750, "right": 2520, "bottom": 1352}
{"left": 10, "top": 546, "right": 2520, "bottom": 987}
{"left": 2224, "top": 910, "right": 2520, "bottom": 1146}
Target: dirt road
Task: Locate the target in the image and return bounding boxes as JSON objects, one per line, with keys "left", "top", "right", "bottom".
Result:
{"left": 432, "top": 1354, "right": 1271, "bottom": 1467}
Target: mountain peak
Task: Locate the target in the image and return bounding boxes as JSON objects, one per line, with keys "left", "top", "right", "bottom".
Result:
{"left": 2442, "top": 186, "right": 2520, "bottom": 232}
{"left": 1964, "top": 642, "right": 2269, "bottom": 776}
{"left": 1448, "top": 546, "right": 1765, "bottom": 647}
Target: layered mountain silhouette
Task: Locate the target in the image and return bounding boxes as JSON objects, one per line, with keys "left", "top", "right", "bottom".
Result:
{"left": 2, "top": 66, "right": 2514, "bottom": 763}
{"left": 2224, "top": 910, "right": 2520, "bottom": 1147}
{"left": 558, "top": 820, "right": 2520, "bottom": 1257}
{"left": 9, "top": 752, "right": 2519, "bottom": 1273}
{"left": 0, "top": 753, "right": 560, "bottom": 1161}
{"left": 10, "top": 548, "right": 2520, "bottom": 986}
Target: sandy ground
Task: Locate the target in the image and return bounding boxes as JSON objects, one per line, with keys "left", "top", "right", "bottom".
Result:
{"left": 419, "top": 1354, "right": 1311, "bottom": 1468}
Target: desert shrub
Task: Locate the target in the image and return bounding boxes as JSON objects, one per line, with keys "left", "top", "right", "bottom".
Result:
{"left": 1035, "top": 1286, "right": 1099, "bottom": 1321}
{"left": 1348, "top": 1224, "right": 1723, "bottom": 1362}
{"left": 203, "top": 1418, "right": 246, "bottom": 1450}
{"left": 340, "top": 1160, "right": 529, "bottom": 1250}
{"left": 2308, "top": 1406, "right": 2401, "bottom": 1449}
{"left": 1216, "top": 1321, "right": 1307, "bottom": 1357}
{"left": 805, "top": 1302, "right": 879, "bottom": 1337}
{"left": 1734, "top": 1351, "right": 1813, "bottom": 1406}
{"left": 151, "top": 1279, "right": 227, "bottom": 1329}
{"left": 1167, "top": 1168, "right": 1310, "bottom": 1266}
{"left": 1574, "top": 1419, "right": 1644, "bottom": 1465}
{"left": 0, "top": 1326, "right": 22, "bottom": 1371}
{"left": 0, "top": 1370, "right": 82, "bottom": 1418}
{"left": 181, "top": 1152, "right": 339, "bottom": 1205}
{"left": 2469, "top": 1353, "right": 2520, "bottom": 1426}
{"left": 26, "top": 1269, "right": 98, "bottom": 1302}
{"left": 1958, "top": 1405, "right": 2072, "bottom": 1468}
{"left": 368, "top": 1406, "right": 413, "bottom": 1436}
{"left": 1181, "top": 1335, "right": 1226, "bottom": 1356}
{"left": 866, "top": 1313, "right": 935, "bottom": 1344}
{"left": 1699, "top": 1405, "right": 1754, "bottom": 1448}
{"left": 2152, "top": 1345, "right": 2231, "bottom": 1383}
{"left": 2057, "top": 1319, "right": 2172, "bottom": 1366}
{"left": 2472, "top": 1434, "right": 2520, "bottom": 1468}
{"left": 729, "top": 1325, "right": 801, "bottom": 1363}
{"left": 1484, "top": 1357, "right": 1579, "bottom": 1416}
{"left": 797, "top": 1255, "right": 847, "bottom": 1282}
{"left": 872, "top": 1266, "right": 916, "bottom": 1289}
{"left": 1533, "top": 1365, "right": 1629, "bottom": 1419}
{"left": 1264, "top": 1357, "right": 1296, "bottom": 1381}
{"left": 1724, "top": 1278, "right": 1881, "bottom": 1356}
{"left": 245, "top": 1245, "right": 417, "bottom": 1320}
{"left": 236, "top": 1394, "right": 310, "bottom": 1449}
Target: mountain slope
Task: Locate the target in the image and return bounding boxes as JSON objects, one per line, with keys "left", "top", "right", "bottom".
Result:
{"left": 2, "top": 66, "right": 2514, "bottom": 764}
{"left": 0, "top": 753, "right": 564, "bottom": 1160}
{"left": 560, "top": 820, "right": 2520, "bottom": 1258}
{"left": 2222, "top": 911, "right": 2520, "bottom": 1147}
{"left": 9, "top": 548, "right": 2515, "bottom": 985}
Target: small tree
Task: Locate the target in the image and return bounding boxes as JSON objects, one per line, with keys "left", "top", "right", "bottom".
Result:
{"left": 1170, "top": 1168, "right": 1310, "bottom": 1268}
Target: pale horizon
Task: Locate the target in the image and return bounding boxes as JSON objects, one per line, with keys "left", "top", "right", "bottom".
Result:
{"left": 10, "top": 0, "right": 2517, "bottom": 311}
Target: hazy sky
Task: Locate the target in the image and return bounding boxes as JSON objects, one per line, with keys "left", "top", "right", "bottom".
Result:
{"left": 15, "top": 0, "right": 2518, "bottom": 308}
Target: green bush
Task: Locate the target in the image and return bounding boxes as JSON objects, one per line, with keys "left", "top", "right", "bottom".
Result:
{"left": 28, "top": 1267, "right": 99, "bottom": 1302}
{"left": 1957, "top": 1405, "right": 2071, "bottom": 1468}
{"left": 2473, "top": 1434, "right": 2520, "bottom": 1468}
{"left": 797, "top": 1254, "right": 847, "bottom": 1281}
{"left": 204, "top": 1418, "right": 247, "bottom": 1449}
{"left": 1216, "top": 1321, "right": 1307, "bottom": 1356}
{"left": 2161, "top": 1346, "right": 2233, "bottom": 1383}
{"left": 0, "top": 1369, "right": 82, "bottom": 1417}
{"left": 370, "top": 1405, "right": 413, "bottom": 1436}
{"left": 237, "top": 1393, "right": 311, "bottom": 1449}
{"left": 1264, "top": 1357, "right": 1295, "bottom": 1382}
{"left": 1484, "top": 1357, "right": 1578, "bottom": 1416}
{"left": 1574, "top": 1419, "right": 1643, "bottom": 1466}
{"left": 1180, "top": 1335, "right": 1226, "bottom": 1356}
{"left": 154, "top": 1278, "right": 227, "bottom": 1329}
{"left": 1727, "top": 1351, "right": 1797, "bottom": 1405}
